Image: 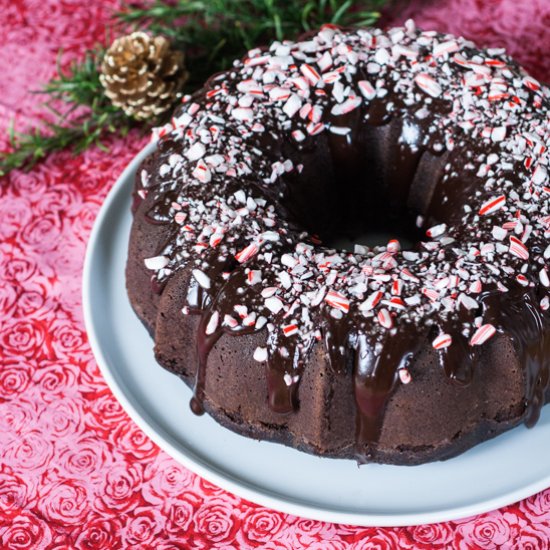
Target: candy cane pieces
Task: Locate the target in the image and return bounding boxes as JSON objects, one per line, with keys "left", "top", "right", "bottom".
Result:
{"left": 414, "top": 73, "right": 442, "bottom": 98}
{"left": 470, "top": 324, "right": 497, "bottom": 346}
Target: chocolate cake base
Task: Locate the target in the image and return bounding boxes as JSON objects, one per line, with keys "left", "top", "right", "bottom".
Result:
{"left": 126, "top": 160, "right": 546, "bottom": 465}
{"left": 125, "top": 24, "right": 550, "bottom": 466}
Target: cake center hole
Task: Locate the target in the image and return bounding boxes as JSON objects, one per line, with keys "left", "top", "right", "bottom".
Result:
{"left": 283, "top": 164, "right": 425, "bottom": 252}
{"left": 281, "top": 123, "right": 428, "bottom": 252}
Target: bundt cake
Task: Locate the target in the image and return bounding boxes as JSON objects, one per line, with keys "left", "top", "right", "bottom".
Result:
{"left": 126, "top": 21, "right": 550, "bottom": 465}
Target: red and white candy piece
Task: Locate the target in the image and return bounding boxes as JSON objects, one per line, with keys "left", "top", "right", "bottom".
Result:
{"left": 144, "top": 255, "right": 169, "bottom": 270}
{"left": 479, "top": 195, "right": 506, "bottom": 216}
{"left": 235, "top": 242, "right": 260, "bottom": 263}
{"left": 387, "top": 239, "right": 401, "bottom": 253}
{"left": 459, "top": 294, "right": 479, "bottom": 310}
{"left": 401, "top": 268, "right": 419, "bottom": 283}
{"left": 523, "top": 76, "right": 541, "bottom": 92}
{"left": 387, "top": 297, "right": 406, "bottom": 310}
{"left": 434, "top": 277, "right": 450, "bottom": 290}
{"left": 426, "top": 223, "right": 446, "bottom": 238}
{"left": 192, "top": 161, "right": 211, "bottom": 183}
{"left": 399, "top": 369, "right": 412, "bottom": 384}
{"left": 265, "top": 296, "right": 284, "bottom": 314}
{"left": 516, "top": 274, "right": 529, "bottom": 287}
{"left": 292, "top": 129, "right": 306, "bottom": 142}
{"left": 306, "top": 122, "right": 325, "bottom": 136}
{"left": 231, "top": 107, "right": 254, "bottom": 122}
{"left": 358, "top": 80, "right": 376, "bottom": 100}
{"left": 532, "top": 165, "right": 548, "bottom": 186}
{"left": 209, "top": 232, "right": 223, "bottom": 247}
{"left": 236, "top": 79, "right": 264, "bottom": 95}
{"left": 283, "top": 95, "right": 302, "bottom": 118}
{"left": 433, "top": 39, "right": 459, "bottom": 57}
{"left": 360, "top": 290, "right": 383, "bottom": 311}
{"left": 470, "top": 324, "right": 496, "bottom": 346}
{"left": 377, "top": 308, "right": 393, "bottom": 329}
{"left": 223, "top": 314, "right": 239, "bottom": 328}
{"left": 422, "top": 288, "right": 440, "bottom": 302}
{"left": 391, "top": 279, "right": 403, "bottom": 295}
{"left": 414, "top": 73, "right": 442, "bottom": 98}
{"left": 492, "top": 226, "right": 507, "bottom": 241}
{"left": 192, "top": 269, "right": 211, "bottom": 289}
{"left": 322, "top": 68, "right": 343, "bottom": 84}
{"left": 324, "top": 290, "right": 350, "bottom": 313}
{"left": 282, "top": 323, "right": 299, "bottom": 337}
{"left": 300, "top": 64, "right": 321, "bottom": 85}
{"left": 247, "top": 270, "right": 262, "bottom": 285}
{"left": 432, "top": 333, "right": 452, "bottom": 350}
{"left": 185, "top": 142, "right": 205, "bottom": 161}
{"left": 331, "top": 97, "right": 362, "bottom": 116}
{"left": 491, "top": 126, "right": 507, "bottom": 142}
{"left": 269, "top": 87, "right": 291, "bottom": 101}
{"left": 509, "top": 236, "right": 529, "bottom": 260}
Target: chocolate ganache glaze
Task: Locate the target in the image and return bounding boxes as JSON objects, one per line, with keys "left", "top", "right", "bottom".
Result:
{"left": 126, "top": 21, "right": 550, "bottom": 465}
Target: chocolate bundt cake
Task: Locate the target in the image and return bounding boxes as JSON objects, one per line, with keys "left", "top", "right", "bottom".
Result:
{"left": 126, "top": 21, "right": 550, "bottom": 465}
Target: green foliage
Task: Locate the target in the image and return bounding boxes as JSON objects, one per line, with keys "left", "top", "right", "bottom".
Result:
{"left": 117, "top": 0, "right": 387, "bottom": 92}
{"left": 0, "top": 0, "right": 387, "bottom": 175}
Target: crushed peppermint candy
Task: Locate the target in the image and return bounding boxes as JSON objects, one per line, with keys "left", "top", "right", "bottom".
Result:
{"left": 192, "top": 269, "right": 211, "bottom": 289}
{"left": 414, "top": 73, "right": 442, "bottom": 98}
{"left": 205, "top": 311, "right": 219, "bottom": 335}
{"left": 399, "top": 369, "right": 412, "bottom": 384}
{"left": 144, "top": 256, "right": 169, "bottom": 271}
{"left": 325, "top": 290, "right": 350, "bottom": 313}
{"left": 509, "top": 236, "right": 529, "bottom": 260}
{"left": 253, "top": 347, "right": 268, "bottom": 362}
{"left": 432, "top": 333, "right": 452, "bottom": 350}
{"left": 470, "top": 324, "right": 497, "bottom": 346}
{"left": 479, "top": 195, "right": 506, "bottom": 216}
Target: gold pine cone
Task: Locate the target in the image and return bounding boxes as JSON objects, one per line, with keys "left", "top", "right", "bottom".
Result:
{"left": 99, "top": 32, "right": 188, "bottom": 121}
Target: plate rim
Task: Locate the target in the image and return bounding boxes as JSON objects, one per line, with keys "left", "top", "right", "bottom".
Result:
{"left": 82, "top": 142, "right": 550, "bottom": 527}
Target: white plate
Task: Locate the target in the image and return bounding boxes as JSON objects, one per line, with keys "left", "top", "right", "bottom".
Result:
{"left": 83, "top": 142, "right": 550, "bottom": 527}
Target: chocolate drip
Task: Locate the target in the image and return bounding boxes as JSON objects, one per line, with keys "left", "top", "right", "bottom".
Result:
{"left": 437, "top": 333, "right": 475, "bottom": 386}
{"left": 191, "top": 313, "right": 224, "bottom": 415}
{"left": 351, "top": 329, "right": 421, "bottom": 461}
{"left": 266, "top": 348, "right": 300, "bottom": 414}
{"left": 435, "top": 315, "right": 478, "bottom": 385}
{"left": 265, "top": 327, "right": 317, "bottom": 414}
{"left": 482, "top": 288, "right": 550, "bottom": 428}
{"left": 364, "top": 99, "right": 392, "bottom": 126}
{"left": 192, "top": 313, "right": 306, "bottom": 417}
{"left": 323, "top": 325, "right": 349, "bottom": 375}
{"left": 151, "top": 276, "right": 168, "bottom": 296}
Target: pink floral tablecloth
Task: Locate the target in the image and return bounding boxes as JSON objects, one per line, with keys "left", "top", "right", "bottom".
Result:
{"left": 1, "top": 0, "right": 549, "bottom": 547}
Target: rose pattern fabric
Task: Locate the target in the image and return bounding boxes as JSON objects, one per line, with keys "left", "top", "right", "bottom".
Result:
{"left": 0, "top": 0, "right": 549, "bottom": 547}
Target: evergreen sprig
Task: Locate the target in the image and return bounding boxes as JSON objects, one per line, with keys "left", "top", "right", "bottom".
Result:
{"left": 0, "top": 0, "right": 388, "bottom": 176}
{"left": 118, "top": 0, "right": 387, "bottom": 92}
